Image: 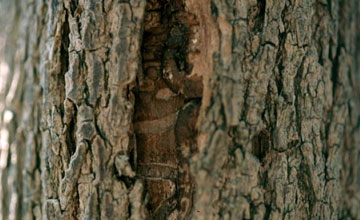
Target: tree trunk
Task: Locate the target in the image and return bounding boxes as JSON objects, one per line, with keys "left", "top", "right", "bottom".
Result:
{"left": 0, "top": 0, "right": 359, "bottom": 220}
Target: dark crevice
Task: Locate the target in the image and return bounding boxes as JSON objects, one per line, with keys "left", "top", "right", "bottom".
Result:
{"left": 68, "top": 0, "right": 79, "bottom": 16}
{"left": 228, "top": 144, "right": 244, "bottom": 160}
{"left": 60, "top": 8, "right": 70, "bottom": 75}
{"left": 327, "top": 0, "right": 332, "bottom": 18}
{"left": 210, "top": 1, "right": 218, "bottom": 18}
{"left": 102, "top": 50, "right": 110, "bottom": 94}
{"left": 128, "top": 142, "right": 137, "bottom": 170}
{"left": 240, "top": 80, "right": 250, "bottom": 121}
{"left": 297, "top": 159, "right": 317, "bottom": 218}
{"left": 263, "top": 201, "right": 272, "bottom": 220}
{"left": 247, "top": 0, "right": 266, "bottom": 33}
{"left": 96, "top": 185, "right": 101, "bottom": 220}
{"left": 330, "top": 44, "right": 341, "bottom": 98}
{"left": 252, "top": 129, "right": 271, "bottom": 164}
{"left": 57, "top": 6, "right": 71, "bottom": 109}
{"left": 93, "top": 120, "right": 106, "bottom": 146}
{"left": 275, "top": 68, "right": 284, "bottom": 97}
{"left": 82, "top": 82, "right": 93, "bottom": 108}
{"left": 294, "top": 56, "right": 306, "bottom": 142}
{"left": 58, "top": 8, "right": 75, "bottom": 174}
{"left": 65, "top": 107, "right": 77, "bottom": 156}
{"left": 116, "top": 170, "right": 135, "bottom": 189}
{"left": 128, "top": 200, "right": 132, "bottom": 219}
{"left": 263, "top": 83, "right": 273, "bottom": 127}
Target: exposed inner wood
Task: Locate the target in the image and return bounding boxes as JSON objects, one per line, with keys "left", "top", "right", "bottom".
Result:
{"left": 134, "top": 0, "right": 203, "bottom": 218}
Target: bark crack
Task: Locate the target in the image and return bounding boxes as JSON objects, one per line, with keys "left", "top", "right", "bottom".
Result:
{"left": 134, "top": 0, "right": 203, "bottom": 218}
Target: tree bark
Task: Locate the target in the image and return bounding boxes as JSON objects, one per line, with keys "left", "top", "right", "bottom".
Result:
{"left": 0, "top": 0, "right": 359, "bottom": 220}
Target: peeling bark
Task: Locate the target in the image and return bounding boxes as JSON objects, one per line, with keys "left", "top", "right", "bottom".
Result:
{"left": 0, "top": 0, "right": 359, "bottom": 220}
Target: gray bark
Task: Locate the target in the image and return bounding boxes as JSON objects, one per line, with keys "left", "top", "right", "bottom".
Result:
{"left": 0, "top": 0, "right": 359, "bottom": 220}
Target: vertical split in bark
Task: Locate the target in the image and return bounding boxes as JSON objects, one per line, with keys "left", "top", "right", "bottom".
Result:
{"left": 134, "top": 0, "right": 204, "bottom": 218}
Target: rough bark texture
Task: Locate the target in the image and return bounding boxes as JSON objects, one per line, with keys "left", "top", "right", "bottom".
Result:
{"left": 192, "top": 0, "right": 360, "bottom": 219}
{"left": 0, "top": 0, "right": 359, "bottom": 220}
